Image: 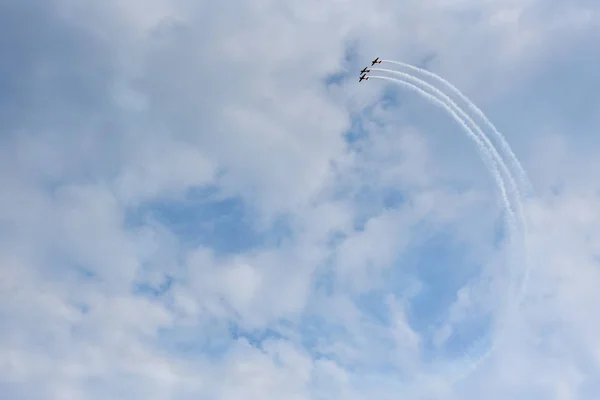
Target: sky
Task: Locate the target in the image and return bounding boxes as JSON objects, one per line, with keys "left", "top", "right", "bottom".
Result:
{"left": 1, "top": 0, "right": 600, "bottom": 399}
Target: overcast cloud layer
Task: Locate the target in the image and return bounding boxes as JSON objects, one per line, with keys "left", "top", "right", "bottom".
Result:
{"left": 2, "top": 0, "right": 600, "bottom": 399}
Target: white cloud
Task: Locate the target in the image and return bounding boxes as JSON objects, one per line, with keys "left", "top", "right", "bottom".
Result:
{"left": 1, "top": 0, "right": 600, "bottom": 398}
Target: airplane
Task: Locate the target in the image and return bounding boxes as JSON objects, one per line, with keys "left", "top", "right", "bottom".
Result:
{"left": 371, "top": 57, "right": 381, "bottom": 66}
{"left": 359, "top": 74, "right": 369, "bottom": 82}
{"left": 360, "top": 67, "right": 370, "bottom": 74}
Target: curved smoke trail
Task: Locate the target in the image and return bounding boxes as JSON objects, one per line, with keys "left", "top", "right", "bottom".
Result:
{"left": 370, "top": 67, "right": 530, "bottom": 311}
{"left": 367, "top": 74, "right": 528, "bottom": 388}
{"left": 380, "top": 60, "right": 532, "bottom": 195}
{"left": 373, "top": 65, "right": 533, "bottom": 320}
{"left": 366, "top": 76, "right": 511, "bottom": 225}
{"left": 370, "top": 68, "right": 523, "bottom": 231}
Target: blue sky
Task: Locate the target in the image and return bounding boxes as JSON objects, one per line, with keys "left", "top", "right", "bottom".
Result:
{"left": 2, "top": 0, "right": 600, "bottom": 399}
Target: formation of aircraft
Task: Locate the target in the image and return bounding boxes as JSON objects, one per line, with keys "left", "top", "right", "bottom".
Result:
{"left": 359, "top": 57, "right": 379, "bottom": 82}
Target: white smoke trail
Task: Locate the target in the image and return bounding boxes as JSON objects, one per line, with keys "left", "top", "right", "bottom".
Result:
{"left": 367, "top": 74, "right": 524, "bottom": 387}
{"left": 371, "top": 67, "right": 533, "bottom": 319}
{"left": 370, "top": 68, "right": 523, "bottom": 230}
{"left": 370, "top": 68, "right": 529, "bottom": 305}
{"left": 367, "top": 74, "right": 516, "bottom": 245}
{"left": 381, "top": 59, "right": 532, "bottom": 195}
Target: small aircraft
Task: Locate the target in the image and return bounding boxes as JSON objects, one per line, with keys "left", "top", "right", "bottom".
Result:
{"left": 371, "top": 57, "right": 381, "bottom": 66}
{"left": 359, "top": 74, "right": 369, "bottom": 82}
{"left": 360, "top": 67, "right": 370, "bottom": 74}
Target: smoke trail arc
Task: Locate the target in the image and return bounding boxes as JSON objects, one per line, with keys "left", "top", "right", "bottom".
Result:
{"left": 381, "top": 59, "right": 532, "bottom": 195}
{"left": 367, "top": 75, "right": 517, "bottom": 232}
{"left": 373, "top": 64, "right": 533, "bottom": 319}
{"left": 366, "top": 74, "right": 527, "bottom": 388}
{"left": 370, "top": 68, "right": 530, "bottom": 309}
{"left": 370, "top": 68, "right": 523, "bottom": 230}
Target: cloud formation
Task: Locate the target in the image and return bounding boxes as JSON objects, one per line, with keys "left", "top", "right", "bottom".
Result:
{"left": 1, "top": 0, "right": 600, "bottom": 398}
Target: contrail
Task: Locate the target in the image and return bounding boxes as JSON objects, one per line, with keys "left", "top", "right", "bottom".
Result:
{"left": 372, "top": 67, "right": 532, "bottom": 316}
{"left": 366, "top": 74, "right": 526, "bottom": 388}
{"left": 370, "top": 68, "right": 523, "bottom": 232}
{"left": 367, "top": 75, "right": 515, "bottom": 233}
{"left": 370, "top": 68, "right": 530, "bottom": 301}
{"left": 381, "top": 59, "right": 532, "bottom": 195}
